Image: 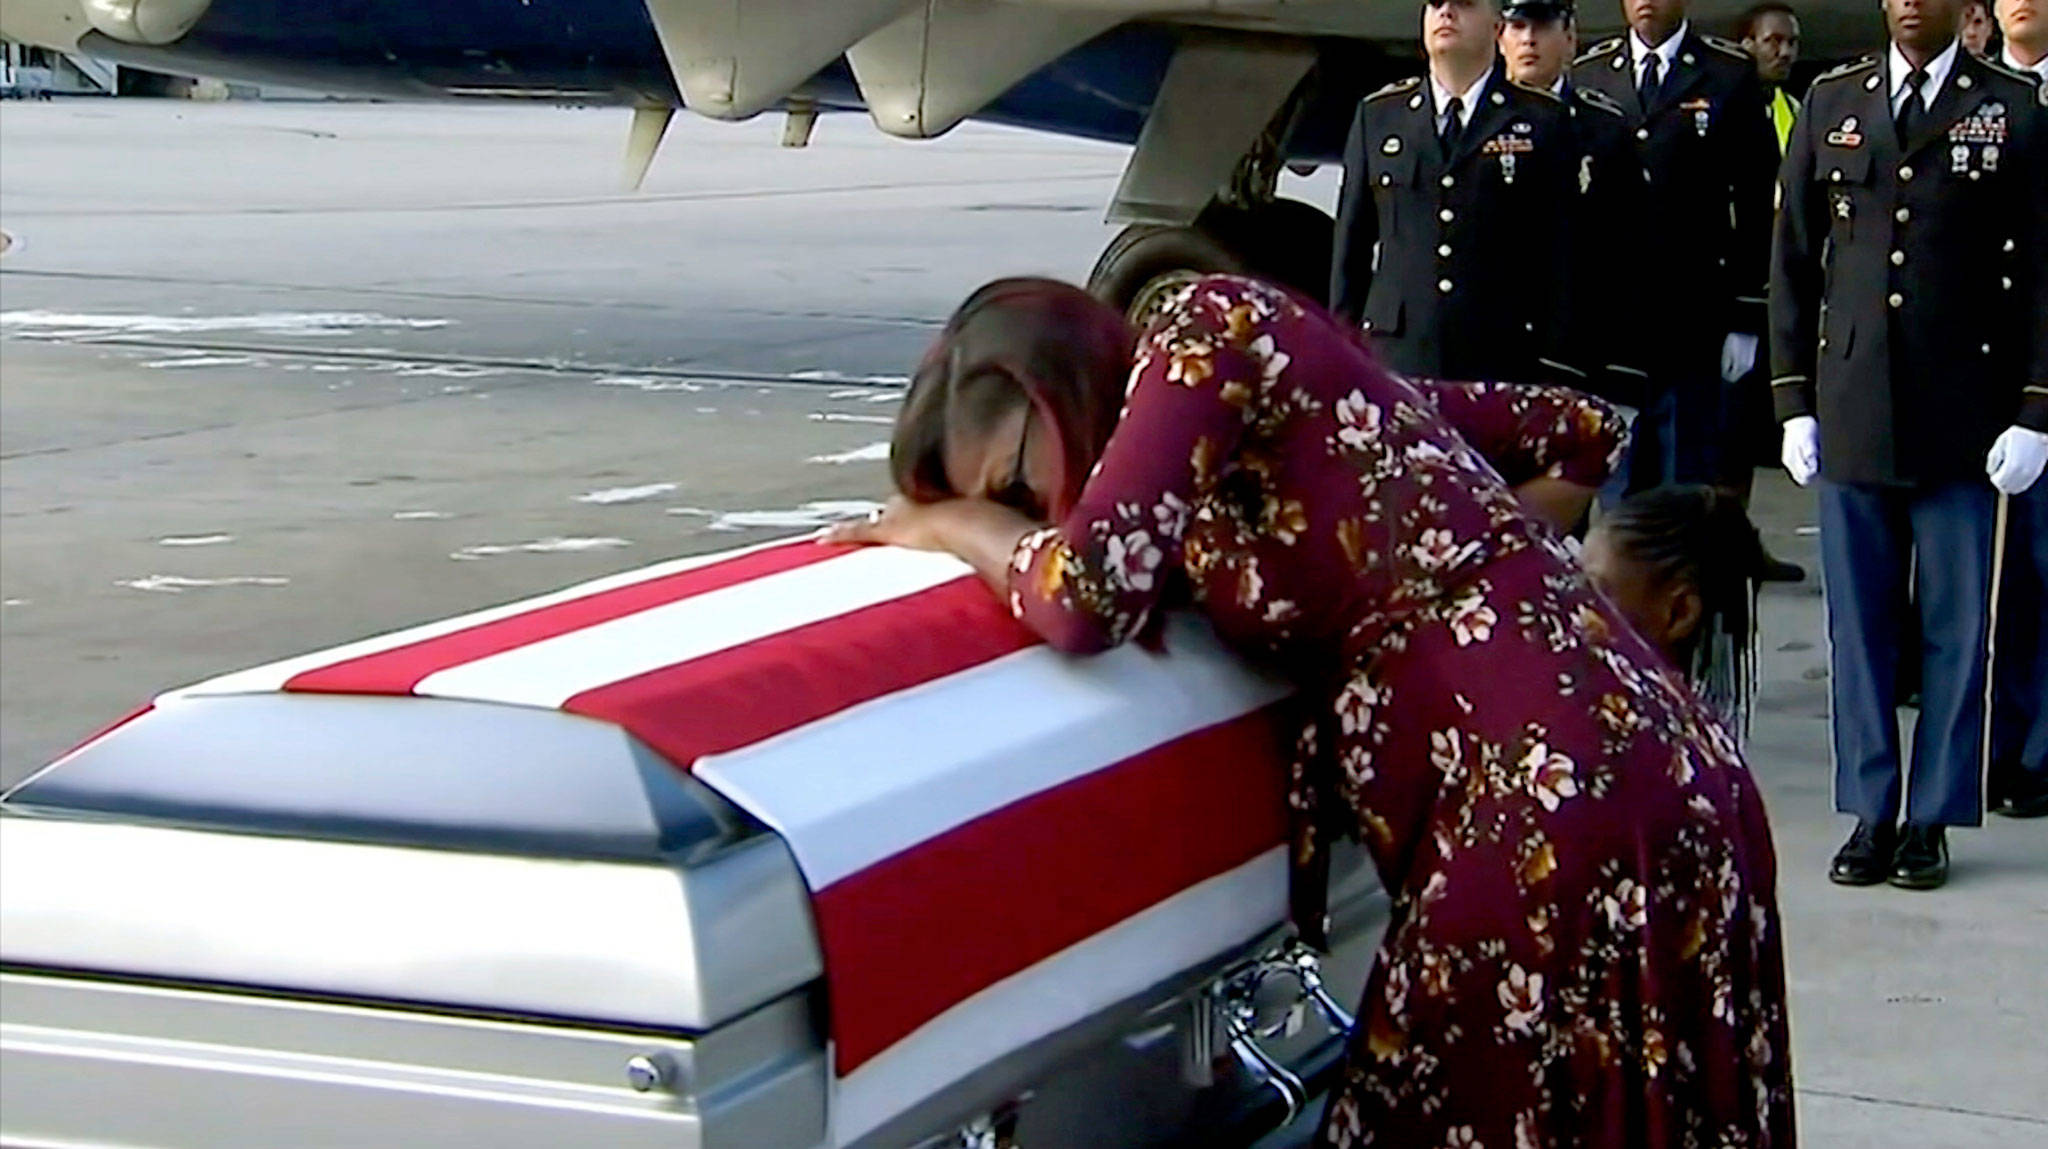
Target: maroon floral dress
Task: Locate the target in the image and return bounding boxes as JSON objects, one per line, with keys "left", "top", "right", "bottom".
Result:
{"left": 1007, "top": 277, "right": 1793, "bottom": 1147}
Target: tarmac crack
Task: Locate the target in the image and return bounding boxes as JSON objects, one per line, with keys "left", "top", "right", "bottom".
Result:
{"left": 0, "top": 335, "right": 911, "bottom": 393}
{"left": 0, "top": 268, "right": 947, "bottom": 327}
{"left": 3, "top": 171, "right": 1119, "bottom": 218}
{"left": 1797, "top": 1087, "right": 2047, "bottom": 1125}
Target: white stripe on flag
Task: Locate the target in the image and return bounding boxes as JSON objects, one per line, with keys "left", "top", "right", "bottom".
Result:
{"left": 830, "top": 846, "right": 1288, "bottom": 1145}
{"left": 170, "top": 538, "right": 800, "bottom": 699}
{"left": 694, "top": 613, "right": 1290, "bottom": 891}
{"left": 414, "top": 547, "right": 972, "bottom": 710}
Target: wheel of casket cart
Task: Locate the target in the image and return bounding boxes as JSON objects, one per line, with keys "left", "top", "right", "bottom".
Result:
{"left": 1198, "top": 199, "right": 1335, "bottom": 305}
{"left": 1087, "top": 223, "right": 1246, "bottom": 326}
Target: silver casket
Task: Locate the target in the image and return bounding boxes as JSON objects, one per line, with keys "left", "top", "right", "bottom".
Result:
{"left": 1, "top": 539, "right": 1384, "bottom": 1148}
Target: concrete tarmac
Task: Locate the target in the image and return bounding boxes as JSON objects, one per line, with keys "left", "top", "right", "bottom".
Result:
{"left": 2, "top": 101, "right": 2042, "bottom": 1146}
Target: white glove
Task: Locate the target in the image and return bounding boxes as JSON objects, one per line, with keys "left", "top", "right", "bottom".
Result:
{"left": 1986, "top": 426, "right": 2048, "bottom": 495}
{"left": 1720, "top": 333, "right": 1759, "bottom": 384}
{"left": 1781, "top": 416, "right": 1820, "bottom": 486}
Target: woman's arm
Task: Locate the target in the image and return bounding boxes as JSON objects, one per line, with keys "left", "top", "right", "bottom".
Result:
{"left": 1416, "top": 378, "right": 1627, "bottom": 532}
{"left": 833, "top": 280, "right": 1271, "bottom": 653}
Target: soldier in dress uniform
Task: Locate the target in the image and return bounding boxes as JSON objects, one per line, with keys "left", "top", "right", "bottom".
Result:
{"left": 1572, "top": 0, "right": 1780, "bottom": 496}
{"left": 1331, "top": 0, "right": 1586, "bottom": 388}
{"left": 1991, "top": 0, "right": 2048, "bottom": 820}
{"left": 1498, "top": 0, "right": 1654, "bottom": 410}
{"left": 1770, "top": 0, "right": 2048, "bottom": 885}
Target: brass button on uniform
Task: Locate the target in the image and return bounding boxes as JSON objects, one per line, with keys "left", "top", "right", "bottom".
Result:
{"left": 1437, "top": 244, "right": 1452, "bottom": 257}
{"left": 1439, "top": 208, "right": 1455, "bottom": 222}
{"left": 1440, "top": 175, "right": 1455, "bottom": 188}
{"left": 1438, "top": 278, "right": 1455, "bottom": 294}
{"left": 1899, "top": 165, "right": 1914, "bottom": 181}
{"left": 1895, "top": 207, "right": 1910, "bottom": 223}
{"left": 1890, "top": 251, "right": 1905, "bottom": 266}
{"left": 1636, "top": 128, "right": 1650, "bottom": 140}
{"left": 1887, "top": 292, "right": 1904, "bottom": 308}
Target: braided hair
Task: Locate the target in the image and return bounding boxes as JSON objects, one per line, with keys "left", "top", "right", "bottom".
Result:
{"left": 1597, "top": 485, "right": 1769, "bottom": 737}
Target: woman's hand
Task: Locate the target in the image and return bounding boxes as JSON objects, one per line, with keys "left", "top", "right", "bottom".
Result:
{"left": 820, "top": 495, "right": 953, "bottom": 551}
{"left": 822, "top": 495, "right": 1043, "bottom": 596}
{"left": 1513, "top": 475, "right": 1599, "bottom": 536}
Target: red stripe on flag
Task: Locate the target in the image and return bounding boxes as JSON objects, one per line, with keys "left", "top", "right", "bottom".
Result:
{"left": 284, "top": 540, "right": 846, "bottom": 696}
{"left": 561, "top": 576, "right": 1039, "bottom": 770}
{"left": 813, "top": 710, "right": 1289, "bottom": 1074}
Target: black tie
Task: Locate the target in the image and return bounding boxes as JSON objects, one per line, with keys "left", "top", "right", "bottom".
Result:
{"left": 1895, "top": 67, "right": 1929, "bottom": 144}
{"left": 1639, "top": 55, "right": 1663, "bottom": 109}
{"left": 1439, "top": 96, "right": 1464, "bottom": 158}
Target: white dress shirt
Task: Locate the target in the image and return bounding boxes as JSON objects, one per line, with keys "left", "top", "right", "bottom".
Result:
{"left": 2002, "top": 45, "right": 2048, "bottom": 84}
{"left": 1888, "top": 38, "right": 1960, "bottom": 115}
{"left": 1430, "top": 69, "right": 1491, "bottom": 133}
{"left": 1630, "top": 20, "right": 1688, "bottom": 88}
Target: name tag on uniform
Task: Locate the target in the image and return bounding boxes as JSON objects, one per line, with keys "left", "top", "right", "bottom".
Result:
{"left": 1825, "top": 115, "right": 1863, "bottom": 148}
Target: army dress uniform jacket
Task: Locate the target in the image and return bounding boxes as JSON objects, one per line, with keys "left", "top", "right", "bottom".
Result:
{"left": 1561, "top": 81, "right": 1653, "bottom": 408}
{"left": 1572, "top": 32, "right": 1779, "bottom": 358}
{"left": 1769, "top": 54, "right": 2048, "bottom": 486}
{"left": 1331, "top": 70, "right": 1583, "bottom": 385}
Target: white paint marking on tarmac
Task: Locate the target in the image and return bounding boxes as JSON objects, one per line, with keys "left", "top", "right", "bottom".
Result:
{"left": 789, "top": 370, "right": 911, "bottom": 386}
{"left": 670, "top": 500, "right": 884, "bottom": 531}
{"left": 142, "top": 355, "right": 260, "bottom": 369}
{"left": 157, "top": 534, "right": 235, "bottom": 547}
{"left": 809, "top": 412, "right": 895, "bottom": 426}
{"left": 400, "top": 363, "right": 508, "bottom": 379}
{"left": 393, "top": 511, "right": 453, "bottom": 520}
{"left": 592, "top": 375, "right": 705, "bottom": 393}
{"left": 575, "top": 483, "right": 678, "bottom": 505}
{"left": 450, "top": 537, "right": 632, "bottom": 561}
{"left": 808, "top": 442, "right": 890, "bottom": 465}
{"left": 0, "top": 311, "right": 452, "bottom": 337}
{"left": 119, "top": 575, "right": 290, "bottom": 593}
{"left": 2, "top": 599, "right": 26, "bottom": 607}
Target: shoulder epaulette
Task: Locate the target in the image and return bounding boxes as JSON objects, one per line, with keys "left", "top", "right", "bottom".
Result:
{"left": 1811, "top": 56, "right": 1880, "bottom": 86}
{"left": 1574, "top": 86, "right": 1628, "bottom": 117}
{"left": 1510, "top": 79, "right": 1563, "bottom": 102}
{"left": 1700, "top": 34, "right": 1751, "bottom": 61}
{"left": 1575, "top": 38, "right": 1622, "bottom": 64}
{"left": 1365, "top": 76, "right": 1424, "bottom": 102}
{"left": 1977, "top": 57, "right": 2039, "bottom": 87}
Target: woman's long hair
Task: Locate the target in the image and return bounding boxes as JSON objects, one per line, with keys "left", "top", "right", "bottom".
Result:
{"left": 891, "top": 278, "right": 1134, "bottom": 521}
{"left": 1600, "top": 485, "right": 1769, "bottom": 736}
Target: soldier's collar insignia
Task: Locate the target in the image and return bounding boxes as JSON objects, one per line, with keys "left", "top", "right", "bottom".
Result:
{"left": 1865, "top": 74, "right": 1882, "bottom": 91}
{"left": 1957, "top": 74, "right": 1973, "bottom": 90}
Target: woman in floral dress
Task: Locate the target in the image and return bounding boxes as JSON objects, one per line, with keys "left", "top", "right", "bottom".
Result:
{"left": 829, "top": 274, "right": 1793, "bottom": 1147}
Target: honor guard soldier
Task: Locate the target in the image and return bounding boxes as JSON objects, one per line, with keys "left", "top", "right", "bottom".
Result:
{"left": 1332, "top": 0, "right": 1586, "bottom": 387}
{"left": 1572, "top": 0, "right": 1780, "bottom": 494}
{"left": 1770, "top": 0, "right": 2048, "bottom": 886}
{"left": 1499, "top": 0, "right": 1654, "bottom": 408}
{"left": 1991, "top": 0, "right": 2048, "bottom": 820}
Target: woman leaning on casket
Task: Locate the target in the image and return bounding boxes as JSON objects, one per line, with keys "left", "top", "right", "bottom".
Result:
{"left": 828, "top": 274, "right": 1793, "bottom": 1147}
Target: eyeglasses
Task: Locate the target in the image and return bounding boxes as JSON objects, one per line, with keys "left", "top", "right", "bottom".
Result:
{"left": 990, "top": 410, "right": 1044, "bottom": 521}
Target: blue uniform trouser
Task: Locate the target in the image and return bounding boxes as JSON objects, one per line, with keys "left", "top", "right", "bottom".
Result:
{"left": 1993, "top": 482, "right": 2048, "bottom": 777}
{"left": 1609, "top": 355, "right": 1732, "bottom": 501}
{"left": 1819, "top": 480, "right": 1997, "bottom": 827}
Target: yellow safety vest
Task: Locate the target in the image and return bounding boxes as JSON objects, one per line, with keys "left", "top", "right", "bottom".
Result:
{"left": 1768, "top": 88, "right": 1799, "bottom": 155}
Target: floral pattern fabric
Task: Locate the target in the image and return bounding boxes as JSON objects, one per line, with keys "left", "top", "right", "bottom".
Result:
{"left": 1007, "top": 277, "right": 1793, "bottom": 1147}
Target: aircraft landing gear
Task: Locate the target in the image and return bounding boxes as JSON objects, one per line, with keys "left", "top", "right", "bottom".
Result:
{"left": 1088, "top": 198, "right": 1334, "bottom": 325}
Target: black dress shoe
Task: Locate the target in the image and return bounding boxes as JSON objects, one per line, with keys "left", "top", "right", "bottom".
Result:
{"left": 1758, "top": 553, "right": 1806, "bottom": 583}
{"left": 1990, "top": 769, "right": 2048, "bottom": 819}
{"left": 1829, "top": 821, "right": 1897, "bottom": 886}
{"left": 1889, "top": 825, "right": 1949, "bottom": 890}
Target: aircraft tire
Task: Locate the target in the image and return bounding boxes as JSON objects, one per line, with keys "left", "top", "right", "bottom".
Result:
{"left": 1086, "top": 224, "right": 1245, "bottom": 325}
{"left": 1199, "top": 199, "right": 1335, "bottom": 305}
